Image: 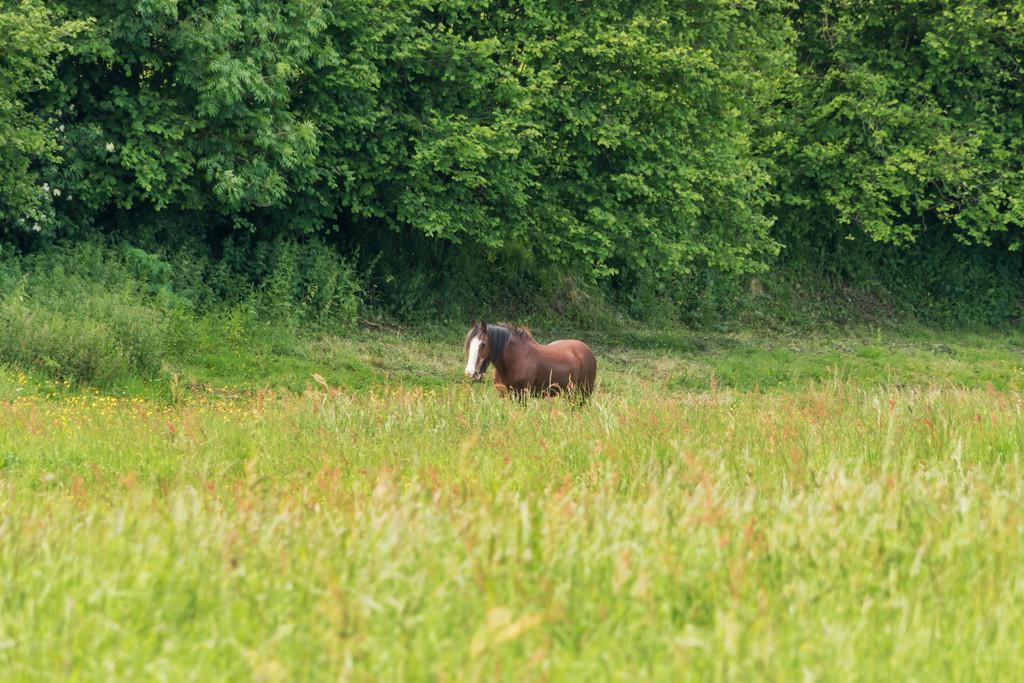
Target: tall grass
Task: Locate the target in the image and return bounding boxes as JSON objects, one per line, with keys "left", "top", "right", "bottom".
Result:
{"left": 1, "top": 363, "right": 1022, "bottom": 680}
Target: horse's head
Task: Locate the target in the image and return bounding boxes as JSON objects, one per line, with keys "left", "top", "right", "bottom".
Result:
{"left": 463, "top": 320, "right": 491, "bottom": 381}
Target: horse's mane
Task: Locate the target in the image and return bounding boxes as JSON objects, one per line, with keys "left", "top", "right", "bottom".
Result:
{"left": 497, "top": 323, "right": 534, "bottom": 340}
{"left": 472, "top": 323, "right": 534, "bottom": 372}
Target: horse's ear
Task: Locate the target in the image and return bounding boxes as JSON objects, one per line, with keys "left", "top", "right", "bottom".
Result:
{"left": 470, "top": 319, "right": 477, "bottom": 328}
{"left": 480, "top": 320, "right": 487, "bottom": 332}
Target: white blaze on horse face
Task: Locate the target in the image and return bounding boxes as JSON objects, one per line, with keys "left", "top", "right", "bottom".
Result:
{"left": 465, "top": 336, "right": 483, "bottom": 377}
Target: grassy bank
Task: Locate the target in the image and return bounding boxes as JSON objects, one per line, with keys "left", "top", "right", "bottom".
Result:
{"left": 2, "top": 327, "right": 1024, "bottom": 680}
{"left": 3, "top": 239, "right": 1023, "bottom": 399}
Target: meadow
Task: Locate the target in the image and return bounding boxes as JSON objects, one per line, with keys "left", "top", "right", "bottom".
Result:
{"left": 2, "top": 326, "right": 1024, "bottom": 681}
{"left": 7, "top": 1, "right": 1024, "bottom": 678}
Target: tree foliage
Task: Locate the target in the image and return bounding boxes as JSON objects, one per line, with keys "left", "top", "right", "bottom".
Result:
{"left": 0, "top": 1, "right": 87, "bottom": 233}
{"left": 774, "top": 0, "right": 1024, "bottom": 247}
{"left": 38, "top": 1, "right": 789, "bottom": 283}
{"left": 1, "top": 0, "right": 1023, "bottom": 316}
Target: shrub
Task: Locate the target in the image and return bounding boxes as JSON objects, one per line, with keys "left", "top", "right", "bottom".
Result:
{"left": 0, "top": 238, "right": 362, "bottom": 386}
{"left": 0, "top": 289, "right": 166, "bottom": 385}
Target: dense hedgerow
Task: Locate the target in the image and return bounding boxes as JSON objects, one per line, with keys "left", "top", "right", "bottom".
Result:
{"left": 1, "top": 1, "right": 1022, "bottom": 323}
{"left": 771, "top": 1, "right": 1024, "bottom": 248}
{"left": 12, "top": 1, "right": 791, "bottom": 288}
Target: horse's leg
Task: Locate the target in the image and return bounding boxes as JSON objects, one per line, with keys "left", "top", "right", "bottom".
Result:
{"left": 500, "top": 382, "right": 527, "bottom": 404}
{"left": 544, "top": 370, "right": 566, "bottom": 399}
{"left": 565, "top": 386, "right": 588, "bottom": 408}
{"left": 557, "top": 374, "right": 582, "bottom": 407}
{"left": 565, "top": 372, "right": 594, "bottom": 407}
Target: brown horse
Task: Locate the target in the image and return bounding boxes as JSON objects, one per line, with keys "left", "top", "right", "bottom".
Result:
{"left": 463, "top": 321, "right": 597, "bottom": 399}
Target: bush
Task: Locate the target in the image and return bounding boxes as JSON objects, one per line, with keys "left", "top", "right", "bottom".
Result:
{"left": 0, "top": 238, "right": 361, "bottom": 386}
{"left": 256, "top": 239, "right": 361, "bottom": 330}
{"left": 0, "top": 288, "right": 167, "bottom": 385}
{"left": 0, "top": 243, "right": 171, "bottom": 384}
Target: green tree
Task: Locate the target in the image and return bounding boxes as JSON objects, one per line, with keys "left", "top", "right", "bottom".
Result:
{"left": 772, "top": 0, "right": 1024, "bottom": 248}
{"left": 0, "top": 0, "right": 87, "bottom": 237}
{"left": 45, "top": 0, "right": 791, "bottom": 299}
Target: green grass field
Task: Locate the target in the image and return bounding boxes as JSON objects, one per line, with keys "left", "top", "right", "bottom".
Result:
{"left": 2, "top": 326, "right": 1023, "bottom": 681}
